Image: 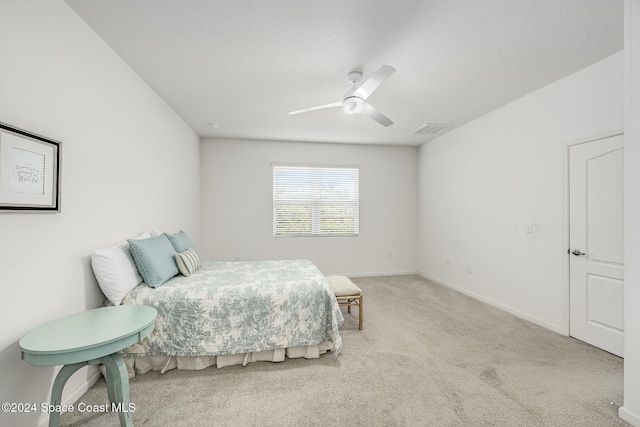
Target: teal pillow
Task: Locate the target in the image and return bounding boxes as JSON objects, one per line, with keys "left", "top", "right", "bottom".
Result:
{"left": 164, "top": 230, "right": 195, "bottom": 253}
{"left": 128, "top": 234, "right": 179, "bottom": 287}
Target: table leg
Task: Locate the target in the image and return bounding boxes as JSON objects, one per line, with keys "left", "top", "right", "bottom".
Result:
{"left": 100, "top": 353, "right": 133, "bottom": 427}
{"left": 48, "top": 362, "right": 87, "bottom": 427}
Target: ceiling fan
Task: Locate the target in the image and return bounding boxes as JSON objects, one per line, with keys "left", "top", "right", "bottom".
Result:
{"left": 288, "top": 65, "right": 396, "bottom": 127}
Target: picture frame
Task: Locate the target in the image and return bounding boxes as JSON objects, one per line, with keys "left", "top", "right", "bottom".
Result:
{"left": 0, "top": 123, "right": 61, "bottom": 211}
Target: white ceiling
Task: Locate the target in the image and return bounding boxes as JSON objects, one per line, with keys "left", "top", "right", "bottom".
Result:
{"left": 65, "top": 0, "right": 623, "bottom": 146}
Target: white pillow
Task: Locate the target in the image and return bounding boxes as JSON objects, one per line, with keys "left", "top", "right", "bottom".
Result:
{"left": 91, "top": 232, "right": 151, "bottom": 305}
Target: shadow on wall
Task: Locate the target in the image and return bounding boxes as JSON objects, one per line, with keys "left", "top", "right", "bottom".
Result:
{"left": 0, "top": 256, "right": 108, "bottom": 427}
{"left": 81, "top": 254, "right": 104, "bottom": 309}
{"left": 0, "top": 341, "right": 55, "bottom": 426}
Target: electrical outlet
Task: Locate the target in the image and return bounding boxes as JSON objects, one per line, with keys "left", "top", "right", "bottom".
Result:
{"left": 526, "top": 223, "right": 534, "bottom": 233}
{"left": 387, "top": 252, "right": 392, "bottom": 259}
{"left": 446, "top": 260, "right": 450, "bottom": 268}
{"left": 467, "top": 265, "right": 472, "bottom": 273}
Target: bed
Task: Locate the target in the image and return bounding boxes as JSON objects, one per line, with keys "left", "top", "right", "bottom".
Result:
{"left": 117, "top": 258, "right": 344, "bottom": 376}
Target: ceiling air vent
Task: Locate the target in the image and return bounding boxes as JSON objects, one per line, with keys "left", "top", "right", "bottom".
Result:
{"left": 413, "top": 123, "right": 454, "bottom": 135}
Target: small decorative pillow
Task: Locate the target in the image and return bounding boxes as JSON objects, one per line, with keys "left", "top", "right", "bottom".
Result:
{"left": 128, "top": 234, "right": 179, "bottom": 287}
{"left": 176, "top": 248, "right": 201, "bottom": 277}
{"left": 164, "top": 230, "right": 195, "bottom": 253}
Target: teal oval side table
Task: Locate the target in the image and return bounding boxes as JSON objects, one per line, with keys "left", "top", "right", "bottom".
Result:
{"left": 20, "top": 305, "right": 157, "bottom": 427}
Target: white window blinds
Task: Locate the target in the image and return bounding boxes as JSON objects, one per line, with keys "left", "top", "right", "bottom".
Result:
{"left": 273, "top": 165, "right": 359, "bottom": 237}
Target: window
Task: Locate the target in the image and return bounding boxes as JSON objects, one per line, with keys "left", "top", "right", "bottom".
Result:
{"left": 273, "top": 165, "right": 359, "bottom": 237}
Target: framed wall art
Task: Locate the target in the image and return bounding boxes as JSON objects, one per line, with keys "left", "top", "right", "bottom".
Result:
{"left": 0, "top": 123, "right": 60, "bottom": 211}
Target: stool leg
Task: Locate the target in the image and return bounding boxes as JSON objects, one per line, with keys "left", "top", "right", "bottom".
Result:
{"left": 49, "top": 362, "right": 87, "bottom": 427}
{"left": 359, "top": 294, "right": 363, "bottom": 331}
{"left": 100, "top": 353, "right": 133, "bottom": 427}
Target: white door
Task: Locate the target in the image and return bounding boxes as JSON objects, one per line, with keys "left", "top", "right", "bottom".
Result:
{"left": 569, "top": 134, "right": 624, "bottom": 357}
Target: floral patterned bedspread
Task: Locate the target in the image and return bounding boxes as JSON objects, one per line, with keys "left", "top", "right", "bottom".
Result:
{"left": 121, "top": 259, "right": 343, "bottom": 357}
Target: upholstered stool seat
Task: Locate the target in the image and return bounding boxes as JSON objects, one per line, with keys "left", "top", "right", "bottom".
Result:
{"left": 326, "top": 275, "right": 363, "bottom": 330}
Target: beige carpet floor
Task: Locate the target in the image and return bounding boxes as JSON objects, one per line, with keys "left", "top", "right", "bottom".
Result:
{"left": 61, "top": 275, "right": 627, "bottom": 426}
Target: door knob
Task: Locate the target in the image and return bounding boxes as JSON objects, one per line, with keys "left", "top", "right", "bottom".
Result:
{"left": 571, "top": 249, "right": 586, "bottom": 256}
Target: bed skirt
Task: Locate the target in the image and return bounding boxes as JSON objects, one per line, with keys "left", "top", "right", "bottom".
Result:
{"left": 121, "top": 341, "right": 334, "bottom": 377}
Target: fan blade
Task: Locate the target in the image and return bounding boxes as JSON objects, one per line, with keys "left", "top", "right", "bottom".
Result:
{"left": 288, "top": 102, "right": 342, "bottom": 115}
{"left": 351, "top": 65, "right": 396, "bottom": 100}
{"left": 362, "top": 103, "right": 393, "bottom": 127}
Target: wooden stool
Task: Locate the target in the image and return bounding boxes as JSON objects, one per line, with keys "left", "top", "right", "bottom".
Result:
{"left": 326, "top": 275, "right": 363, "bottom": 330}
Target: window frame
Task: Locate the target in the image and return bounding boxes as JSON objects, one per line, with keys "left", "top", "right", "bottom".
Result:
{"left": 272, "top": 164, "right": 360, "bottom": 238}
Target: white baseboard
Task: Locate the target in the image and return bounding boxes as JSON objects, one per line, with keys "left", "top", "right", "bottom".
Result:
{"left": 64, "top": 366, "right": 103, "bottom": 404}
{"left": 620, "top": 406, "right": 640, "bottom": 426}
{"left": 417, "top": 271, "right": 563, "bottom": 335}
{"left": 339, "top": 270, "right": 418, "bottom": 278}
{"left": 36, "top": 366, "right": 102, "bottom": 427}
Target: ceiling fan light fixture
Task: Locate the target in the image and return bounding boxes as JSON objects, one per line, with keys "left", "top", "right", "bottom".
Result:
{"left": 342, "top": 96, "right": 365, "bottom": 114}
{"left": 288, "top": 65, "right": 394, "bottom": 126}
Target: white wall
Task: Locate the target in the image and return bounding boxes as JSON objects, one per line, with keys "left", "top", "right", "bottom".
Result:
{"left": 621, "top": 1, "right": 640, "bottom": 425}
{"left": 0, "top": 1, "right": 200, "bottom": 426}
{"left": 417, "top": 51, "right": 624, "bottom": 333}
{"left": 200, "top": 139, "right": 417, "bottom": 276}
